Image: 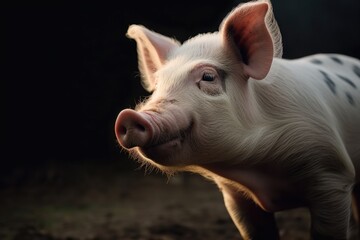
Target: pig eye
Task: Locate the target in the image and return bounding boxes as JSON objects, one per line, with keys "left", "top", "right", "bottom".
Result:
{"left": 202, "top": 72, "right": 215, "bottom": 82}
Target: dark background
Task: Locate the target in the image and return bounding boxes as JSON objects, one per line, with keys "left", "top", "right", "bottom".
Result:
{"left": 2, "top": 1, "right": 360, "bottom": 239}
{"left": 4, "top": 0, "right": 360, "bottom": 179}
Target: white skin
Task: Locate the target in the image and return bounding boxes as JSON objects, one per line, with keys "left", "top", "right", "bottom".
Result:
{"left": 115, "top": 0, "right": 360, "bottom": 239}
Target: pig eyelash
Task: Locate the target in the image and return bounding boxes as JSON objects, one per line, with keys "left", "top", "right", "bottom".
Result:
{"left": 202, "top": 72, "right": 216, "bottom": 82}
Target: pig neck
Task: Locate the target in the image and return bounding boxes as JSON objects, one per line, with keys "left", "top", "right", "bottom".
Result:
{"left": 228, "top": 60, "right": 284, "bottom": 128}
{"left": 237, "top": 80, "right": 262, "bottom": 127}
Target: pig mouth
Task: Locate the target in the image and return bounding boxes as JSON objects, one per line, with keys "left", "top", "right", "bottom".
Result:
{"left": 138, "top": 120, "right": 194, "bottom": 163}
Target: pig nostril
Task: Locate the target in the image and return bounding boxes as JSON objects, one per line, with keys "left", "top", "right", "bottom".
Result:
{"left": 119, "top": 126, "right": 127, "bottom": 135}
{"left": 137, "top": 124, "right": 146, "bottom": 132}
{"left": 119, "top": 124, "right": 146, "bottom": 136}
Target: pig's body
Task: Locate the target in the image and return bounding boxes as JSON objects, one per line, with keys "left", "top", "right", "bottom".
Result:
{"left": 115, "top": 0, "right": 360, "bottom": 239}
{"left": 198, "top": 54, "right": 360, "bottom": 239}
{"left": 203, "top": 53, "right": 360, "bottom": 207}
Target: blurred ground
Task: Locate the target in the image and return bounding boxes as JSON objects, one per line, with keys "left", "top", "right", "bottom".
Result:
{"left": 3, "top": 162, "right": 358, "bottom": 240}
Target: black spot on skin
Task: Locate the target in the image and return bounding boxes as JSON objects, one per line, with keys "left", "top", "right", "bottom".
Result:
{"left": 319, "top": 70, "right": 336, "bottom": 94}
{"left": 345, "top": 92, "right": 355, "bottom": 106}
{"left": 353, "top": 65, "right": 360, "bottom": 78}
{"left": 336, "top": 74, "right": 357, "bottom": 89}
{"left": 311, "top": 59, "right": 323, "bottom": 64}
{"left": 330, "top": 56, "right": 343, "bottom": 64}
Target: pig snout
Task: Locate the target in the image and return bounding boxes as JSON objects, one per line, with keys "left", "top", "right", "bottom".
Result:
{"left": 115, "top": 109, "right": 153, "bottom": 149}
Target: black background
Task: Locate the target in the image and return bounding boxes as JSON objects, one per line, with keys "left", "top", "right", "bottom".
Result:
{"left": 4, "top": 0, "right": 360, "bottom": 176}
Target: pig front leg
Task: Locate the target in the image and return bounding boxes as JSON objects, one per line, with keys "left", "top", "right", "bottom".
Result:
{"left": 352, "top": 184, "right": 360, "bottom": 238}
{"left": 219, "top": 183, "right": 280, "bottom": 240}
{"left": 307, "top": 174, "right": 353, "bottom": 240}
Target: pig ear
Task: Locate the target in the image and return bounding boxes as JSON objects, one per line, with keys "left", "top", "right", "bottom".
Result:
{"left": 220, "top": 2, "right": 275, "bottom": 80}
{"left": 127, "top": 25, "right": 180, "bottom": 92}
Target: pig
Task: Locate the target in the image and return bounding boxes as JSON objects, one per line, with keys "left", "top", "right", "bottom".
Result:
{"left": 115, "top": 0, "right": 360, "bottom": 239}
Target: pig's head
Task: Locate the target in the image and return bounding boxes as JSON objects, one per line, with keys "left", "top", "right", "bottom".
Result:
{"left": 115, "top": 1, "right": 282, "bottom": 171}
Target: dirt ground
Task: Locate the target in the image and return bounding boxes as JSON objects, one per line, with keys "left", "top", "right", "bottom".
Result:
{"left": 0, "top": 163, "right": 358, "bottom": 240}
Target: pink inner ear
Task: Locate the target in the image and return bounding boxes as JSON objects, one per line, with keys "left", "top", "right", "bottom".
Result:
{"left": 222, "top": 2, "right": 274, "bottom": 80}
{"left": 127, "top": 25, "right": 180, "bottom": 92}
